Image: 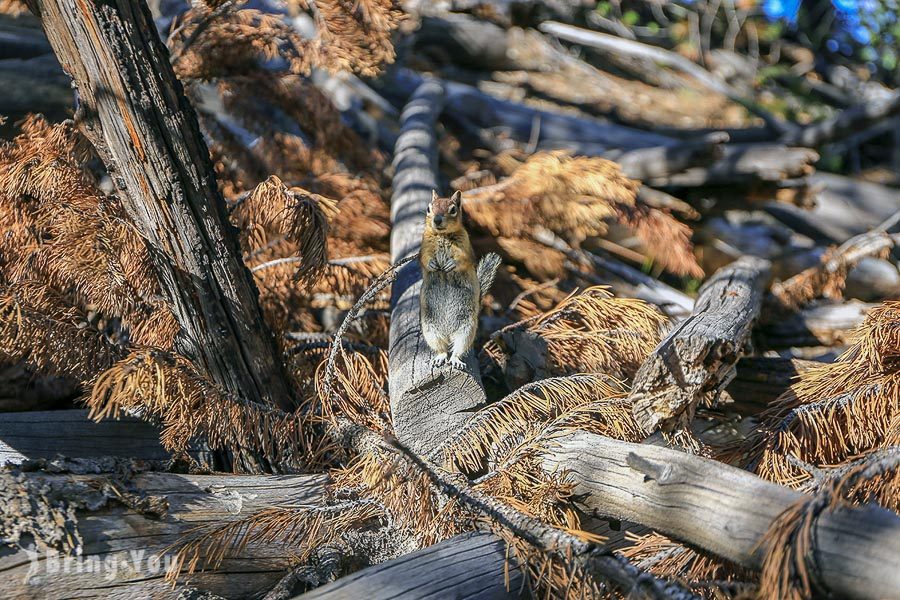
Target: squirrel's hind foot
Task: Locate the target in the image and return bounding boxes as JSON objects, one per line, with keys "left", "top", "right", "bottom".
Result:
{"left": 431, "top": 353, "right": 448, "bottom": 368}
{"left": 447, "top": 356, "right": 466, "bottom": 370}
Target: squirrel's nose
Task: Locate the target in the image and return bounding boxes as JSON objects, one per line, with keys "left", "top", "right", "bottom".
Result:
{"left": 433, "top": 214, "right": 444, "bottom": 226}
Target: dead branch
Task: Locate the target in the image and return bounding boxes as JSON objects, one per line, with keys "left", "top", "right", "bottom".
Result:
{"left": 772, "top": 227, "right": 900, "bottom": 309}
{"left": 544, "top": 432, "right": 900, "bottom": 600}
{"left": 630, "top": 256, "right": 771, "bottom": 433}
{"left": 387, "top": 436, "right": 700, "bottom": 600}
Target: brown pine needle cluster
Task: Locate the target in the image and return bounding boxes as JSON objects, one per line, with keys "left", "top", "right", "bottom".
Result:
{"left": 758, "top": 450, "right": 900, "bottom": 600}
{"left": 233, "top": 175, "right": 337, "bottom": 290}
{"left": 749, "top": 300, "right": 900, "bottom": 505}
{"left": 485, "top": 286, "right": 667, "bottom": 385}
{"left": 0, "top": 0, "right": 27, "bottom": 16}
{"left": 0, "top": 283, "right": 122, "bottom": 382}
{"left": 619, "top": 531, "right": 750, "bottom": 595}
{"left": 170, "top": 0, "right": 403, "bottom": 81}
{"left": 168, "top": 500, "right": 383, "bottom": 580}
{"left": 88, "top": 349, "right": 331, "bottom": 469}
{"left": 0, "top": 117, "right": 179, "bottom": 366}
{"left": 462, "top": 151, "right": 702, "bottom": 278}
{"left": 440, "top": 373, "right": 634, "bottom": 474}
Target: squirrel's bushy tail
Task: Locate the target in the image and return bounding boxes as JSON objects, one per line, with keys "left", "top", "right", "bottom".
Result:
{"left": 477, "top": 252, "right": 502, "bottom": 300}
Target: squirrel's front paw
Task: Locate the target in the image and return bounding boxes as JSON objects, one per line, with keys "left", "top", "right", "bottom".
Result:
{"left": 431, "top": 353, "right": 448, "bottom": 368}
{"left": 447, "top": 356, "right": 466, "bottom": 370}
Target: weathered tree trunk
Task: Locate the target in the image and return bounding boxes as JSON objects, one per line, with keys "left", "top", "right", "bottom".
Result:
{"left": 545, "top": 432, "right": 900, "bottom": 600}
{"left": 26, "top": 0, "right": 293, "bottom": 410}
{"left": 388, "top": 80, "right": 491, "bottom": 458}
{"left": 0, "top": 468, "right": 325, "bottom": 599}
{"left": 299, "top": 532, "right": 522, "bottom": 600}
{"left": 630, "top": 256, "right": 771, "bottom": 433}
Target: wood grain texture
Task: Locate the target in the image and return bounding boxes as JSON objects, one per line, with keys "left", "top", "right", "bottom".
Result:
{"left": 0, "top": 409, "right": 169, "bottom": 465}
{"left": 545, "top": 432, "right": 900, "bottom": 600}
{"left": 26, "top": 0, "right": 293, "bottom": 410}
{"left": 0, "top": 470, "right": 325, "bottom": 599}
{"left": 388, "top": 79, "right": 489, "bottom": 458}
{"left": 630, "top": 256, "right": 771, "bottom": 432}
{"left": 299, "top": 532, "right": 523, "bottom": 600}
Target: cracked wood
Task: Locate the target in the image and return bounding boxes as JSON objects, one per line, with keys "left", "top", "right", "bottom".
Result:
{"left": 544, "top": 432, "right": 900, "bottom": 600}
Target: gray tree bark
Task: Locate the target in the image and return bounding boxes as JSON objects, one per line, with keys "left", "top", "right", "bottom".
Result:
{"left": 545, "top": 432, "right": 900, "bottom": 600}
{"left": 25, "top": 0, "right": 293, "bottom": 410}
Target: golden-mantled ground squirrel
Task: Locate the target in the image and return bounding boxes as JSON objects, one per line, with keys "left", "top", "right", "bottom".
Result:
{"left": 420, "top": 190, "right": 500, "bottom": 369}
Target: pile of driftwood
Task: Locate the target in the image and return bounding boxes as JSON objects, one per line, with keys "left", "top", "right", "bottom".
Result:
{"left": 1, "top": 1, "right": 899, "bottom": 599}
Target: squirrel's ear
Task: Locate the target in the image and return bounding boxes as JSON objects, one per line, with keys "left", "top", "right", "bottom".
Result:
{"left": 432, "top": 190, "right": 439, "bottom": 202}
{"left": 450, "top": 190, "right": 462, "bottom": 205}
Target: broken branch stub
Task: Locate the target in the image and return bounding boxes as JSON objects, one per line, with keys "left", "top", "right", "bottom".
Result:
{"left": 630, "top": 256, "right": 771, "bottom": 433}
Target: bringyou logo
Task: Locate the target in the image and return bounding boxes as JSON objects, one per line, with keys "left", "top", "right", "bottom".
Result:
{"left": 21, "top": 546, "right": 179, "bottom": 584}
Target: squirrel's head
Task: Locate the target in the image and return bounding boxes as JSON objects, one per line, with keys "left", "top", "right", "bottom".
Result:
{"left": 426, "top": 190, "right": 463, "bottom": 233}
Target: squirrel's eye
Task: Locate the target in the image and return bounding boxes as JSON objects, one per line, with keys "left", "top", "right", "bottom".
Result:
{"left": 448, "top": 206, "right": 457, "bottom": 216}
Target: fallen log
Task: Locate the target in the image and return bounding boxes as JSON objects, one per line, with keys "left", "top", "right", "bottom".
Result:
{"left": 544, "top": 432, "right": 900, "bottom": 600}
{"left": 0, "top": 466, "right": 325, "bottom": 599}
{"left": 388, "top": 79, "right": 490, "bottom": 458}
{"left": 381, "top": 68, "right": 676, "bottom": 153}
{"left": 0, "top": 409, "right": 168, "bottom": 466}
{"left": 27, "top": 0, "right": 294, "bottom": 411}
{"left": 802, "top": 173, "right": 900, "bottom": 241}
{"left": 609, "top": 132, "right": 728, "bottom": 181}
{"left": 644, "top": 143, "right": 818, "bottom": 188}
{"left": 298, "top": 532, "right": 522, "bottom": 600}
{"left": 630, "top": 256, "right": 771, "bottom": 433}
